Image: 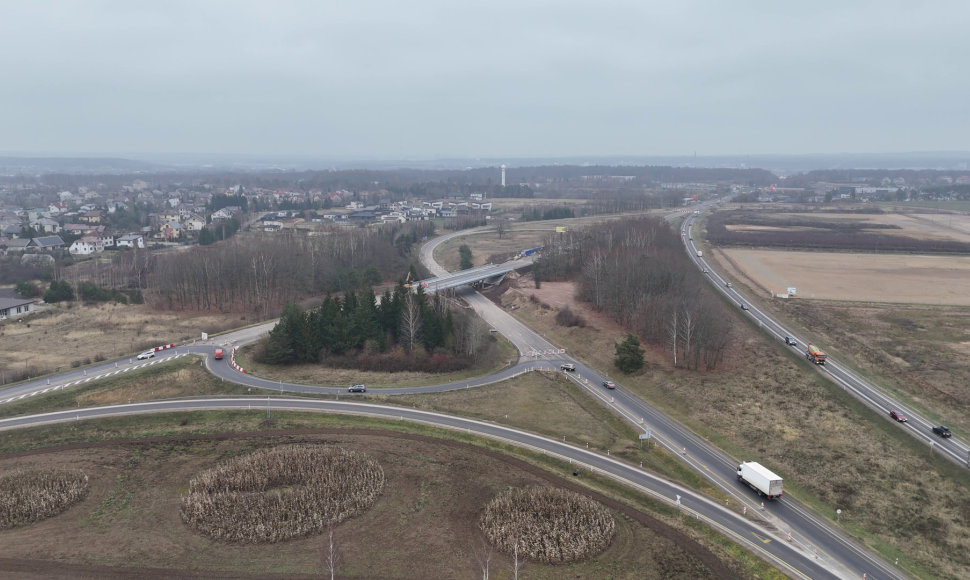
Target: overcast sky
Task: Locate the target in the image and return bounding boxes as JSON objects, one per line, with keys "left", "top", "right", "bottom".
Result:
{"left": 1, "top": 1, "right": 968, "bottom": 160}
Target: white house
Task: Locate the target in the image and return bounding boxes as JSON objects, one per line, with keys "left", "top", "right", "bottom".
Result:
{"left": 0, "top": 297, "right": 34, "bottom": 320}
{"left": 117, "top": 234, "right": 145, "bottom": 249}
{"left": 183, "top": 215, "right": 206, "bottom": 231}
{"left": 69, "top": 234, "right": 104, "bottom": 255}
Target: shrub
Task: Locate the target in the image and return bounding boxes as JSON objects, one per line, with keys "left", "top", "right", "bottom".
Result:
{"left": 43, "top": 280, "right": 74, "bottom": 303}
{"left": 180, "top": 445, "right": 384, "bottom": 544}
{"left": 614, "top": 333, "right": 645, "bottom": 374}
{"left": 555, "top": 306, "right": 586, "bottom": 328}
{"left": 0, "top": 469, "right": 90, "bottom": 529}
{"left": 481, "top": 486, "right": 615, "bottom": 563}
{"left": 15, "top": 280, "right": 41, "bottom": 298}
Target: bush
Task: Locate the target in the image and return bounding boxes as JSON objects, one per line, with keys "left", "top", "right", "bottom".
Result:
{"left": 43, "top": 280, "right": 74, "bottom": 303}
{"left": 555, "top": 306, "right": 586, "bottom": 328}
{"left": 614, "top": 333, "right": 645, "bottom": 374}
{"left": 15, "top": 280, "right": 41, "bottom": 298}
{"left": 180, "top": 445, "right": 384, "bottom": 543}
{"left": 481, "top": 486, "right": 615, "bottom": 563}
{"left": 0, "top": 469, "right": 90, "bottom": 529}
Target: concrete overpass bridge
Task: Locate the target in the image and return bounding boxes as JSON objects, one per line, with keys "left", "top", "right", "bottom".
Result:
{"left": 417, "top": 256, "right": 536, "bottom": 293}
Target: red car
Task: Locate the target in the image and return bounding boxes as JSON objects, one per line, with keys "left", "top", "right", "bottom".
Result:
{"left": 889, "top": 410, "right": 907, "bottom": 422}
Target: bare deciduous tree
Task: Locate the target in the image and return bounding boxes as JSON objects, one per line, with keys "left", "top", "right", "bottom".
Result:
{"left": 400, "top": 291, "right": 422, "bottom": 352}
{"left": 322, "top": 524, "right": 339, "bottom": 580}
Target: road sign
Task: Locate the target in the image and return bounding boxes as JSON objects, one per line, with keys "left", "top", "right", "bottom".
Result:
{"left": 638, "top": 429, "right": 652, "bottom": 440}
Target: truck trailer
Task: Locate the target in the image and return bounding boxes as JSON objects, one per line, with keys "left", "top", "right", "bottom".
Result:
{"left": 806, "top": 344, "right": 826, "bottom": 365}
{"left": 737, "top": 461, "right": 784, "bottom": 499}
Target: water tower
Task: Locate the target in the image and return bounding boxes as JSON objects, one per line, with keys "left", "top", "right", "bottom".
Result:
{"left": 501, "top": 164, "right": 506, "bottom": 187}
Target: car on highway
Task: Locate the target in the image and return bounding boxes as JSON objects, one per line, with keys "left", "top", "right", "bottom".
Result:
{"left": 137, "top": 350, "right": 155, "bottom": 360}
{"left": 602, "top": 380, "right": 616, "bottom": 389}
{"left": 784, "top": 337, "right": 797, "bottom": 346}
{"left": 560, "top": 363, "right": 576, "bottom": 372}
{"left": 702, "top": 268, "right": 708, "bottom": 274}
{"left": 932, "top": 425, "right": 952, "bottom": 438}
{"left": 889, "top": 410, "right": 907, "bottom": 422}
{"left": 740, "top": 303, "right": 749, "bottom": 311}
{"left": 348, "top": 384, "right": 367, "bottom": 393}
{"left": 725, "top": 282, "right": 732, "bottom": 288}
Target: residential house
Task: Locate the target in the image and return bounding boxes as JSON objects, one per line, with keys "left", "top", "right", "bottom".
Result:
{"left": 210, "top": 207, "right": 235, "bottom": 221}
{"left": 29, "top": 236, "right": 66, "bottom": 252}
{"left": 117, "top": 234, "right": 145, "bottom": 249}
{"left": 182, "top": 214, "right": 206, "bottom": 231}
{"left": 0, "top": 296, "right": 34, "bottom": 320}
{"left": 4, "top": 238, "right": 30, "bottom": 253}
{"left": 63, "top": 223, "right": 98, "bottom": 236}
{"left": 31, "top": 217, "right": 61, "bottom": 233}
{"left": 2, "top": 223, "right": 23, "bottom": 238}
{"left": 79, "top": 210, "right": 103, "bottom": 224}
{"left": 159, "top": 221, "right": 182, "bottom": 240}
{"left": 69, "top": 234, "right": 104, "bottom": 255}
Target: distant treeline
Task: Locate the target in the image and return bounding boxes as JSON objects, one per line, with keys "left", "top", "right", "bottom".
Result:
{"left": 9, "top": 164, "right": 776, "bottom": 193}
{"left": 707, "top": 211, "right": 970, "bottom": 253}
{"left": 537, "top": 217, "right": 732, "bottom": 370}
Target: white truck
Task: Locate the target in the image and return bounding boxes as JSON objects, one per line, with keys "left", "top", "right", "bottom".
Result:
{"left": 696, "top": 250, "right": 703, "bottom": 257}
{"left": 737, "top": 461, "right": 784, "bottom": 499}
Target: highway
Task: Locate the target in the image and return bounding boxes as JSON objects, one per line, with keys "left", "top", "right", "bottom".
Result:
{"left": 682, "top": 212, "right": 970, "bottom": 467}
{"left": 0, "top": 214, "right": 906, "bottom": 578}
{"left": 0, "top": 397, "right": 839, "bottom": 579}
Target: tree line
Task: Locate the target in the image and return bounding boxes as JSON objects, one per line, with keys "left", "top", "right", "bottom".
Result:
{"left": 537, "top": 217, "right": 732, "bottom": 370}
{"left": 257, "top": 284, "right": 492, "bottom": 373}
{"left": 149, "top": 222, "right": 434, "bottom": 315}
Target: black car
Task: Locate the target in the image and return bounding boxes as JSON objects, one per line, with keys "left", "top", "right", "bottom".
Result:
{"left": 932, "top": 425, "right": 952, "bottom": 438}
{"left": 348, "top": 384, "right": 366, "bottom": 393}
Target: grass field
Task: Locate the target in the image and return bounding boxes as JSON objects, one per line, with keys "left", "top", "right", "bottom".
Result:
{"left": 0, "top": 418, "right": 756, "bottom": 579}
{"left": 491, "top": 276, "right": 970, "bottom": 579}
{"left": 0, "top": 301, "right": 253, "bottom": 384}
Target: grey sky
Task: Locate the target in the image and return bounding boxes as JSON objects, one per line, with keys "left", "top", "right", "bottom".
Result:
{"left": 1, "top": 1, "right": 968, "bottom": 159}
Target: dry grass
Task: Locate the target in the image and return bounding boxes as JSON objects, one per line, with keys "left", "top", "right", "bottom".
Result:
{"left": 481, "top": 485, "right": 615, "bottom": 563}
{"left": 719, "top": 248, "right": 970, "bottom": 305}
{"left": 0, "top": 301, "right": 252, "bottom": 382}
{"left": 0, "top": 468, "right": 89, "bottom": 529}
{"left": 491, "top": 279, "right": 970, "bottom": 578}
{"left": 180, "top": 444, "right": 384, "bottom": 544}
{"left": 0, "top": 433, "right": 741, "bottom": 578}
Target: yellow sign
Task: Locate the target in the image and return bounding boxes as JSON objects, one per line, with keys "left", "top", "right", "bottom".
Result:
{"left": 555, "top": 226, "right": 566, "bottom": 233}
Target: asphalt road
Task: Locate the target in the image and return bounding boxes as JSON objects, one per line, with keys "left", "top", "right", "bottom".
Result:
{"left": 0, "top": 397, "right": 839, "bottom": 579}
{"left": 683, "top": 212, "right": 970, "bottom": 467}
{"left": 0, "top": 213, "right": 906, "bottom": 579}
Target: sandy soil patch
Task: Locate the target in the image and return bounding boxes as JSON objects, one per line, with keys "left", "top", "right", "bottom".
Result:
{"left": 720, "top": 248, "right": 970, "bottom": 305}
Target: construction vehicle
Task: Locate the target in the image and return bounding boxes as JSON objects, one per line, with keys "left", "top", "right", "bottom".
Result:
{"left": 806, "top": 344, "right": 826, "bottom": 365}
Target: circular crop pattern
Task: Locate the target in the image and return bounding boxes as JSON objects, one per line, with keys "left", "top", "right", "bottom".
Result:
{"left": 481, "top": 486, "right": 615, "bottom": 563}
{"left": 180, "top": 444, "right": 384, "bottom": 543}
{"left": 0, "top": 468, "right": 90, "bottom": 529}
